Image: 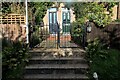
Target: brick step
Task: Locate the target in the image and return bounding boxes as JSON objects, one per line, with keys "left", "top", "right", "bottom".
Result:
{"left": 24, "top": 73, "right": 88, "bottom": 80}
{"left": 29, "top": 57, "right": 87, "bottom": 64}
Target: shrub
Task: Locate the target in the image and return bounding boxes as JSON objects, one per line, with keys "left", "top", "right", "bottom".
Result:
{"left": 30, "top": 33, "right": 41, "bottom": 48}
{"left": 2, "top": 38, "right": 29, "bottom": 78}
{"left": 86, "top": 38, "right": 119, "bottom": 80}
{"left": 114, "top": 19, "right": 120, "bottom": 22}
{"left": 71, "top": 22, "right": 85, "bottom": 46}
{"left": 29, "top": 26, "right": 42, "bottom": 48}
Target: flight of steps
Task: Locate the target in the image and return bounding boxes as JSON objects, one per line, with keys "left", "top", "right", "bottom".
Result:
{"left": 23, "top": 48, "right": 89, "bottom": 80}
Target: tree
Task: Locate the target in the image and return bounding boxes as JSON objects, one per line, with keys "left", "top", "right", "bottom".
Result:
{"left": 1, "top": 2, "right": 11, "bottom": 15}
{"left": 1, "top": 2, "right": 53, "bottom": 25}
{"left": 28, "top": 2, "right": 53, "bottom": 25}
{"left": 65, "top": 2, "right": 118, "bottom": 27}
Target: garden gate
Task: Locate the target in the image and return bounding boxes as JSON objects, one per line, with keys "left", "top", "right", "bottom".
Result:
{"left": 34, "top": 8, "right": 86, "bottom": 48}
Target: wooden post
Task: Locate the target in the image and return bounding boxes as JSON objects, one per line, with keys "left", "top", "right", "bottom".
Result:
{"left": 26, "top": 0, "right": 29, "bottom": 44}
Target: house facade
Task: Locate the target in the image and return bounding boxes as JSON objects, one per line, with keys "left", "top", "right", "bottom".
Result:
{"left": 43, "top": 3, "right": 75, "bottom": 34}
{"left": 42, "top": 3, "right": 119, "bottom": 34}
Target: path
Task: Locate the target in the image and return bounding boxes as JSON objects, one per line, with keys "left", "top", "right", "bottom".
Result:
{"left": 37, "top": 34, "right": 80, "bottom": 48}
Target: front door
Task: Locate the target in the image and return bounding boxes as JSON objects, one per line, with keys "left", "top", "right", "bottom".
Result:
{"left": 62, "top": 11, "right": 70, "bottom": 33}
{"left": 49, "top": 12, "right": 57, "bottom": 34}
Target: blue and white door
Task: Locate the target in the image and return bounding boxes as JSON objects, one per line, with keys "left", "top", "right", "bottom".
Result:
{"left": 49, "top": 8, "right": 58, "bottom": 34}
{"left": 62, "top": 8, "right": 71, "bottom": 34}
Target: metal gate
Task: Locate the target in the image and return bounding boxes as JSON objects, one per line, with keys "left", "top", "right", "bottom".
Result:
{"left": 37, "top": 23, "right": 83, "bottom": 48}
{"left": 35, "top": 8, "right": 85, "bottom": 48}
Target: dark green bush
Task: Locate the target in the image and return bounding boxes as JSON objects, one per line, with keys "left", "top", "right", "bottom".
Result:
{"left": 71, "top": 22, "right": 85, "bottom": 46}
{"left": 2, "top": 38, "right": 29, "bottom": 78}
{"left": 29, "top": 26, "right": 43, "bottom": 48}
{"left": 113, "top": 19, "right": 120, "bottom": 22}
{"left": 30, "top": 34, "right": 41, "bottom": 48}
{"left": 86, "top": 38, "right": 119, "bottom": 80}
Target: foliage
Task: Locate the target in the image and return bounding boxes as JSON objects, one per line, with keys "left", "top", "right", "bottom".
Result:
{"left": 2, "top": 38, "right": 29, "bottom": 78}
{"left": 1, "top": 2, "right": 53, "bottom": 25}
{"left": 71, "top": 21, "right": 85, "bottom": 37}
{"left": 1, "top": 2, "right": 25, "bottom": 15}
{"left": 28, "top": 2, "right": 53, "bottom": 25}
{"left": 87, "top": 3, "right": 112, "bottom": 27}
{"left": 114, "top": 19, "right": 120, "bottom": 22}
{"left": 71, "top": 21, "right": 85, "bottom": 45}
{"left": 86, "top": 38, "right": 119, "bottom": 80}
{"left": 66, "top": 2, "right": 118, "bottom": 27}
{"left": 29, "top": 26, "right": 42, "bottom": 48}
{"left": 10, "top": 2, "right": 25, "bottom": 14}
{"left": 1, "top": 2, "right": 11, "bottom": 15}
{"left": 30, "top": 33, "right": 41, "bottom": 48}
{"left": 86, "top": 38, "right": 106, "bottom": 59}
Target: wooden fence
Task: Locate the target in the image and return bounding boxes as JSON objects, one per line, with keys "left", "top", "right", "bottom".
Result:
{"left": 0, "top": 14, "right": 25, "bottom": 24}
{"left": 0, "top": 14, "right": 26, "bottom": 42}
{"left": 0, "top": 24, "right": 26, "bottom": 42}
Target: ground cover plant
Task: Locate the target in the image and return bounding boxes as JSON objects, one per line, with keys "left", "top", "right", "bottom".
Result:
{"left": 86, "top": 38, "right": 119, "bottom": 80}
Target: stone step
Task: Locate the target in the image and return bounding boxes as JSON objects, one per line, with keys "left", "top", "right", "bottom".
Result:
{"left": 29, "top": 48, "right": 86, "bottom": 58}
{"left": 25, "top": 64, "right": 88, "bottom": 75}
{"left": 25, "top": 68, "right": 87, "bottom": 74}
{"left": 25, "top": 64, "right": 88, "bottom": 69}
{"left": 30, "top": 52, "right": 85, "bottom": 59}
{"left": 29, "top": 48, "right": 86, "bottom": 53}
{"left": 24, "top": 48, "right": 88, "bottom": 80}
{"left": 24, "top": 73, "right": 89, "bottom": 80}
{"left": 29, "top": 57, "right": 87, "bottom": 64}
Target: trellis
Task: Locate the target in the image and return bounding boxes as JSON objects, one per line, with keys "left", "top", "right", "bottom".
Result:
{"left": 0, "top": 14, "right": 25, "bottom": 24}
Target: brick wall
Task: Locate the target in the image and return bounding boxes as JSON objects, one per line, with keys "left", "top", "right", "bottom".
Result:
{"left": 0, "top": 24, "right": 26, "bottom": 42}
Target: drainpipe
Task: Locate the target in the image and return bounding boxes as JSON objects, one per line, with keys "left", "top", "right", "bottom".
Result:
{"left": 25, "top": 0, "right": 29, "bottom": 44}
